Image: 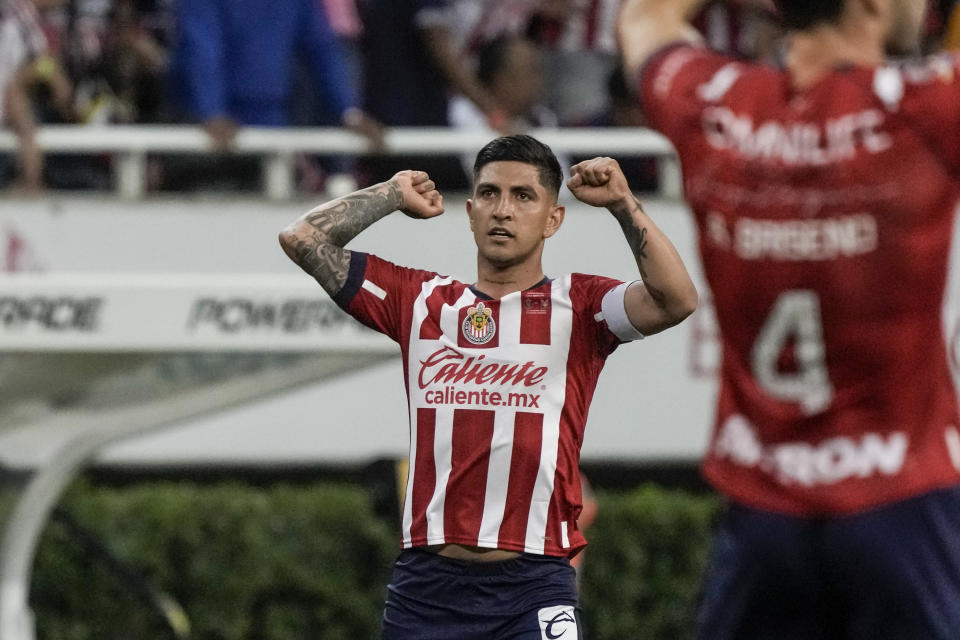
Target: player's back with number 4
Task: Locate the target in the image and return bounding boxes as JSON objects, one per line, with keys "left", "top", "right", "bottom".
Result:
{"left": 640, "top": 42, "right": 960, "bottom": 515}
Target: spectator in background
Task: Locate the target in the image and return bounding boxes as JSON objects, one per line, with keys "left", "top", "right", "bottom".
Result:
{"left": 362, "top": 0, "right": 531, "bottom": 132}
{"left": 565, "top": 0, "right": 779, "bottom": 194}
{"left": 533, "top": 0, "right": 621, "bottom": 126}
{"left": 691, "top": 0, "right": 781, "bottom": 64}
{"left": 534, "top": 0, "right": 779, "bottom": 127}
{"left": 577, "top": 63, "right": 660, "bottom": 192}
{"left": 320, "top": 0, "right": 363, "bottom": 78}
{"left": 359, "top": 0, "right": 529, "bottom": 188}
{"left": 62, "top": 0, "right": 112, "bottom": 119}
{"left": 932, "top": 0, "right": 960, "bottom": 49}
{"left": 440, "top": 0, "right": 544, "bottom": 62}
{"left": 94, "top": 0, "right": 168, "bottom": 124}
{"left": 290, "top": 0, "right": 364, "bottom": 133}
{"left": 55, "top": 0, "right": 169, "bottom": 126}
{"left": 0, "top": 0, "right": 73, "bottom": 192}
{"left": 438, "top": 0, "right": 563, "bottom": 131}
{"left": 359, "top": 0, "right": 449, "bottom": 131}
{"left": 169, "top": 0, "right": 381, "bottom": 150}
{"left": 448, "top": 35, "right": 569, "bottom": 181}
{"left": 290, "top": 0, "right": 366, "bottom": 195}
{"left": 27, "top": 0, "right": 172, "bottom": 191}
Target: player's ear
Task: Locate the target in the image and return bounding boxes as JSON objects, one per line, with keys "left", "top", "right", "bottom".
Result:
{"left": 543, "top": 204, "right": 564, "bottom": 239}
{"left": 466, "top": 198, "right": 476, "bottom": 229}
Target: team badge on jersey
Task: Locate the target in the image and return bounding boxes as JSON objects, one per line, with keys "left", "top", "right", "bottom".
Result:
{"left": 463, "top": 302, "right": 496, "bottom": 344}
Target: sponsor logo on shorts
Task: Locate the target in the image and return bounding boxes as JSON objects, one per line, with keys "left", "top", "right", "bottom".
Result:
{"left": 538, "top": 605, "right": 578, "bottom": 640}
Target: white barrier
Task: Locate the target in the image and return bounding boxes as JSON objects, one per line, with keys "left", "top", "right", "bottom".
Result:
{"left": 0, "top": 125, "right": 680, "bottom": 200}
{"left": 0, "top": 273, "right": 391, "bottom": 352}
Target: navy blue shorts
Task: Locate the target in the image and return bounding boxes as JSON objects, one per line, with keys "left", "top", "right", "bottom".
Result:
{"left": 697, "top": 485, "right": 960, "bottom": 640}
{"left": 381, "top": 549, "right": 584, "bottom": 640}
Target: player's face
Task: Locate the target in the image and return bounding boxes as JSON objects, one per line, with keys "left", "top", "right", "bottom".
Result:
{"left": 886, "top": 0, "right": 927, "bottom": 55}
{"left": 467, "top": 161, "right": 563, "bottom": 270}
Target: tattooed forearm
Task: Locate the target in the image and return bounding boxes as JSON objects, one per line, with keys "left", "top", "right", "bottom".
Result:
{"left": 623, "top": 225, "right": 649, "bottom": 265}
{"left": 612, "top": 196, "right": 671, "bottom": 310}
{"left": 303, "top": 181, "right": 403, "bottom": 246}
{"left": 280, "top": 180, "right": 403, "bottom": 295}
{"left": 612, "top": 197, "right": 650, "bottom": 271}
{"left": 602, "top": 190, "right": 698, "bottom": 330}
{"left": 290, "top": 233, "right": 351, "bottom": 295}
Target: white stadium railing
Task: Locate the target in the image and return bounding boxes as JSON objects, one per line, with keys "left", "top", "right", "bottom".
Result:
{"left": 0, "top": 125, "right": 681, "bottom": 200}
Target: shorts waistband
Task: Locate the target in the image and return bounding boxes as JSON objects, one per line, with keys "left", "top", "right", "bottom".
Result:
{"left": 397, "top": 548, "right": 570, "bottom": 576}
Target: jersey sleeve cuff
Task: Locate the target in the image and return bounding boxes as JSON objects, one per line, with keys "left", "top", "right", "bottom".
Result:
{"left": 601, "top": 282, "right": 645, "bottom": 342}
{"left": 332, "top": 251, "right": 368, "bottom": 309}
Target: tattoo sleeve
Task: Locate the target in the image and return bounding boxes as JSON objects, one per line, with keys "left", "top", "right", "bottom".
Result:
{"left": 282, "top": 181, "right": 403, "bottom": 296}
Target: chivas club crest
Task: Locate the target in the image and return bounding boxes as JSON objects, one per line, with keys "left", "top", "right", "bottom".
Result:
{"left": 462, "top": 302, "right": 496, "bottom": 344}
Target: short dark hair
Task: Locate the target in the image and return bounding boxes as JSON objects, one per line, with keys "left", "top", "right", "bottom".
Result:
{"left": 772, "top": 0, "right": 845, "bottom": 30}
{"left": 473, "top": 135, "right": 563, "bottom": 197}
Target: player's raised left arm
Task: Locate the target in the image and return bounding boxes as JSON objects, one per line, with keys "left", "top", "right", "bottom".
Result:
{"left": 567, "top": 157, "right": 698, "bottom": 335}
{"left": 278, "top": 171, "right": 443, "bottom": 297}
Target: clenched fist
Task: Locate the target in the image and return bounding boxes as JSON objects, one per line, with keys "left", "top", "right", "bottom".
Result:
{"left": 566, "top": 157, "right": 633, "bottom": 209}
{"left": 391, "top": 170, "right": 445, "bottom": 219}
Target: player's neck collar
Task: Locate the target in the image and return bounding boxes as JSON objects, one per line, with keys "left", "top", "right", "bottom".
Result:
{"left": 470, "top": 276, "right": 552, "bottom": 301}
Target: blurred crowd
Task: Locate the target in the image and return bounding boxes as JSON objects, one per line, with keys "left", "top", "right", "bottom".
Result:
{"left": 0, "top": 0, "right": 957, "bottom": 194}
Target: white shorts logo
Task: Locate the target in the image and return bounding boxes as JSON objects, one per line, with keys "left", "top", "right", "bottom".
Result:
{"left": 538, "top": 605, "right": 578, "bottom": 639}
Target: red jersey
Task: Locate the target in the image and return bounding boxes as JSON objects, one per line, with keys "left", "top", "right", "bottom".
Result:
{"left": 335, "top": 252, "right": 641, "bottom": 556}
{"left": 640, "top": 44, "right": 960, "bottom": 515}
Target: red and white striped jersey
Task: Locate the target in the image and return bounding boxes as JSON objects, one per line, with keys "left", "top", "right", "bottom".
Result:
{"left": 334, "top": 252, "right": 642, "bottom": 557}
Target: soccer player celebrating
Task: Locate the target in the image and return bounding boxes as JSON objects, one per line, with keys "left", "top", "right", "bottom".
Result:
{"left": 279, "top": 134, "right": 697, "bottom": 638}
{"left": 620, "top": 0, "right": 960, "bottom": 637}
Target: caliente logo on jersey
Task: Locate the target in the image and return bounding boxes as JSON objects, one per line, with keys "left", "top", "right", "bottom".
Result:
{"left": 463, "top": 302, "right": 496, "bottom": 344}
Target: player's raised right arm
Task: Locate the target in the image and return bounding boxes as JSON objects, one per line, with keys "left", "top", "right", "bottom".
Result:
{"left": 279, "top": 171, "right": 444, "bottom": 297}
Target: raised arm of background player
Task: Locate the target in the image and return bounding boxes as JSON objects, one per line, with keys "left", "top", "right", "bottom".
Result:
{"left": 618, "top": 0, "right": 708, "bottom": 79}
{"left": 278, "top": 172, "right": 444, "bottom": 296}
{"left": 619, "top": 0, "right": 781, "bottom": 92}
{"left": 567, "top": 157, "right": 698, "bottom": 335}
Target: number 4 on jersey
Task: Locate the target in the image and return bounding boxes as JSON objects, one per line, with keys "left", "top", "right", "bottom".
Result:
{"left": 752, "top": 291, "right": 834, "bottom": 414}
